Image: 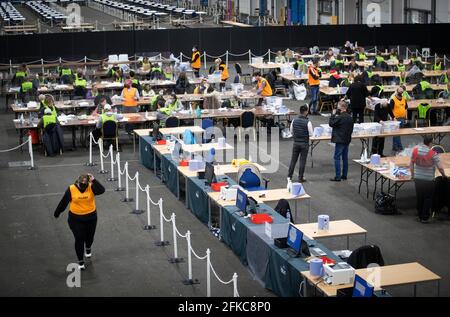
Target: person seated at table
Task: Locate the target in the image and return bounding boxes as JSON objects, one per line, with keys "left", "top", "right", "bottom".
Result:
{"left": 86, "top": 84, "right": 99, "bottom": 100}
{"left": 13, "top": 63, "right": 28, "bottom": 85}
{"left": 340, "top": 73, "right": 354, "bottom": 88}
{"left": 347, "top": 58, "right": 359, "bottom": 72}
{"left": 332, "top": 54, "right": 345, "bottom": 72}
{"left": 397, "top": 71, "right": 408, "bottom": 86}
{"left": 33, "top": 73, "right": 47, "bottom": 90}
{"left": 356, "top": 47, "right": 367, "bottom": 61}
{"left": 149, "top": 63, "right": 166, "bottom": 81}
{"left": 73, "top": 72, "right": 87, "bottom": 99}
{"left": 141, "top": 56, "right": 151, "bottom": 72}
{"left": 396, "top": 59, "right": 406, "bottom": 72}
{"left": 141, "top": 84, "right": 155, "bottom": 98}
{"left": 389, "top": 50, "right": 398, "bottom": 61}
{"left": 410, "top": 53, "right": 424, "bottom": 70}
{"left": 158, "top": 93, "right": 182, "bottom": 116}
{"left": 107, "top": 63, "right": 122, "bottom": 81}
{"left": 95, "top": 104, "right": 122, "bottom": 129}
{"left": 38, "top": 107, "right": 64, "bottom": 156}
{"left": 175, "top": 72, "right": 190, "bottom": 94}
{"left": 97, "top": 60, "right": 108, "bottom": 71}
{"left": 293, "top": 54, "right": 306, "bottom": 73}
{"left": 194, "top": 78, "right": 209, "bottom": 95}
{"left": 371, "top": 99, "right": 393, "bottom": 157}
{"left": 20, "top": 76, "right": 36, "bottom": 102}
{"left": 374, "top": 53, "right": 388, "bottom": 71}
{"left": 413, "top": 74, "right": 434, "bottom": 99}
{"left": 342, "top": 41, "right": 354, "bottom": 55}
{"left": 433, "top": 58, "right": 443, "bottom": 71}
{"left": 362, "top": 66, "right": 375, "bottom": 85}
{"left": 254, "top": 71, "right": 273, "bottom": 107}
{"left": 129, "top": 70, "right": 141, "bottom": 93}
{"left": 38, "top": 94, "right": 58, "bottom": 118}
{"left": 370, "top": 76, "right": 384, "bottom": 98}
{"left": 324, "top": 48, "right": 335, "bottom": 62}
{"left": 328, "top": 70, "right": 342, "bottom": 88}
{"left": 148, "top": 90, "right": 165, "bottom": 112}
{"left": 214, "top": 58, "right": 229, "bottom": 91}
{"left": 59, "top": 65, "right": 74, "bottom": 84}
{"left": 274, "top": 51, "right": 286, "bottom": 64}
{"left": 91, "top": 96, "right": 110, "bottom": 116}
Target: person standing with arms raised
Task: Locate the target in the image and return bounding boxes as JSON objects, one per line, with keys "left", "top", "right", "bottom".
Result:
{"left": 54, "top": 174, "right": 105, "bottom": 270}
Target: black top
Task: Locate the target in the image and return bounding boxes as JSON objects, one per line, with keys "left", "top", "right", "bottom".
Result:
{"left": 374, "top": 104, "right": 394, "bottom": 123}
{"left": 292, "top": 115, "right": 310, "bottom": 144}
{"left": 94, "top": 94, "right": 112, "bottom": 107}
{"left": 329, "top": 111, "right": 354, "bottom": 144}
{"left": 346, "top": 82, "right": 369, "bottom": 109}
{"left": 54, "top": 179, "right": 105, "bottom": 218}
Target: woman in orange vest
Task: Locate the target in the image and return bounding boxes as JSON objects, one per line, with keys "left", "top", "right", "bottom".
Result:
{"left": 54, "top": 174, "right": 105, "bottom": 270}
{"left": 215, "top": 58, "right": 229, "bottom": 90}
{"left": 121, "top": 79, "right": 140, "bottom": 133}
{"left": 254, "top": 72, "right": 273, "bottom": 106}
{"left": 308, "top": 60, "right": 322, "bottom": 115}
{"left": 191, "top": 45, "right": 201, "bottom": 78}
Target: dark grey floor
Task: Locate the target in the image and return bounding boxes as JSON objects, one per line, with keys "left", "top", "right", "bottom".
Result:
{"left": 1, "top": 67, "right": 449, "bottom": 297}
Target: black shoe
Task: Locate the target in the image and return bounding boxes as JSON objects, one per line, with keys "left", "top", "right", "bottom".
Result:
{"left": 341, "top": 176, "right": 347, "bottom": 180}
{"left": 420, "top": 218, "right": 431, "bottom": 224}
{"left": 299, "top": 178, "right": 307, "bottom": 183}
{"left": 330, "top": 177, "right": 341, "bottom": 182}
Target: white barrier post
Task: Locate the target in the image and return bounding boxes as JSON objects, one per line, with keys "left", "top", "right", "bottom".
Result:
{"left": 203, "top": 51, "right": 207, "bottom": 70}
{"left": 248, "top": 49, "right": 251, "bottom": 65}
{"left": 98, "top": 139, "right": 108, "bottom": 174}
{"left": 84, "top": 56, "right": 87, "bottom": 74}
{"left": 232, "top": 273, "right": 239, "bottom": 297}
{"left": 85, "top": 133, "right": 96, "bottom": 166}
{"left": 206, "top": 248, "right": 211, "bottom": 297}
{"left": 155, "top": 199, "right": 170, "bottom": 246}
{"left": 182, "top": 230, "right": 199, "bottom": 285}
{"left": 41, "top": 58, "right": 44, "bottom": 75}
{"left": 27, "top": 135, "right": 35, "bottom": 170}
{"left": 169, "top": 213, "right": 184, "bottom": 263}
{"left": 9, "top": 60, "right": 12, "bottom": 75}
{"left": 115, "top": 153, "right": 124, "bottom": 191}
{"left": 131, "top": 172, "right": 144, "bottom": 214}
{"left": 268, "top": 49, "right": 271, "bottom": 63}
{"left": 107, "top": 144, "right": 116, "bottom": 181}
{"left": 121, "top": 162, "right": 133, "bottom": 202}
{"left": 225, "top": 50, "right": 229, "bottom": 68}
{"left": 179, "top": 52, "right": 183, "bottom": 63}
{"left": 143, "top": 185, "right": 156, "bottom": 230}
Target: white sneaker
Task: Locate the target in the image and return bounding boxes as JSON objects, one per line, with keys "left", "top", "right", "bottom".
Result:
{"left": 85, "top": 249, "right": 92, "bottom": 259}
{"left": 78, "top": 263, "right": 86, "bottom": 270}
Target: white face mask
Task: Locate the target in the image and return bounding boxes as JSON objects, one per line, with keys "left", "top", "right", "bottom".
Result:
{"left": 192, "top": 48, "right": 195, "bottom": 52}
{"left": 252, "top": 77, "right": 257, "bottom": 83}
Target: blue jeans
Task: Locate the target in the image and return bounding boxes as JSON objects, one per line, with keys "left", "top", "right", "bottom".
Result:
{"left": 310, "top": 85, "right": 320, "bottom": 113}
{"left": 392, "top": 119, "right": 405, "bottom": 151}
{"left": 334, "top": 143, "right": 349, "bottom": 179}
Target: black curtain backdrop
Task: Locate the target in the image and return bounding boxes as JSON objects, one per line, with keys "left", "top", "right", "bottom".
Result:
{"left": 0, "top": 24, "right": 448, "bottom": 63}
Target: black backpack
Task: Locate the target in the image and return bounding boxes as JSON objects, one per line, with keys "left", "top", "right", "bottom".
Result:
{"left": 375, "top": 192, "right": 398, "bottom": 215}
{"left": 274, "top": 199, "right": 294, "bottom": 222}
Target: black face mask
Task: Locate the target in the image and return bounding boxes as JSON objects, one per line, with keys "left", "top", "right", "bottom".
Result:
{"left": 78, "top": 183, "right": 88, "bottom": 191}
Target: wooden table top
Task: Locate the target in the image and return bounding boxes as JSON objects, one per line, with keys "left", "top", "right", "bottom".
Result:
{"left": 294, "top": 220, "right": 367, "bottom": 240}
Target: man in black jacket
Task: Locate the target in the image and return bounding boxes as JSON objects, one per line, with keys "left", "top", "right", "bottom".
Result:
{"left": 329, "top": 101, "right": 354, "bottom": 182}
{"left": 345, "top": 75, "right": 369, "bottom": 123}
{"left": 371, "top": 99, "right": 394, "bottom": 157}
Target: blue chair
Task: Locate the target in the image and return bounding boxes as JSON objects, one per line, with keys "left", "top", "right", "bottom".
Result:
{"left": 202, "top": 118, "right": 214, "bottom": 143}
{"left": 183, "top": 129, "right": 196, "bottom": 145}
{"left": 237, "top": 164, "right": 269, "bottom": 192}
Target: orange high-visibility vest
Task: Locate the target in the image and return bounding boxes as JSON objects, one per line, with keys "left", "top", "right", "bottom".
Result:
{"left": 122, "top": 87, "right": 138, "bottom": 107}
{"left": 308, "top": 66, "right": 320, "bottom": 86}
{"left": 392, "top": 95, "right": 407, "bottom": 119}
{"left": 258, "top": 78, "right": 273, "bottom": 96}
{"left": 69, "top": 184, "right": 96, "bottom": 215}
{"left": 220, "top": 63, "right": 229, "bottom": 81}
{"left": 191, "top": 51, "right": 201, "bottom": 69}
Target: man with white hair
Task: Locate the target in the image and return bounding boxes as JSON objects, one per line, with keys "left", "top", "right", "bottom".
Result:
{"left": 38, "top": 107, "right": 59, "bottom": 129}
{"left": 96, "top": 104, "right": 123, "bottom": 129}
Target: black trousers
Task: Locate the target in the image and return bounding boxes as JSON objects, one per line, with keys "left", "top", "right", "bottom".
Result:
{"left": 352, "top": 108, "right": 365, "bottom": 123}
{"left": 68, "top": 213, "right": 98, "bottom": 262}
{"left": 288, "top": 142, "right": 309, "bottom": 180}
{"left": 193, "top": 68, "right": 200, "bottom": 78}
{"left": 414, "top": 179, "right": 435, "bottom": 221}
{"left": 371, "top": 137, "right": 385, "bottom": 156}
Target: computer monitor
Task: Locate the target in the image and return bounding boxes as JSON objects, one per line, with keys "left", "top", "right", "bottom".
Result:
{"left": 352, "top": 274, "right": 374, "bottom": 298}
{"left": 171, "top": 141, "right": 182, "bottom": 161}
{"left": 286, "top": 224, "right": 303, "bottom": 257}
{"left": 236, "top": 188, "right": 248, "bottom": 214}
{"left": 152, "top": 122, "right": 161, "bottom": 141}
{"left": 204, "top": 162, "right": 216, "bottom": 185}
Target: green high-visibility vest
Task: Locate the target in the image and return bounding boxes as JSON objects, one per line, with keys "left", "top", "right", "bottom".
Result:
{"left": 61, "top": 68, "right": 72, "bottom": 76}
{"left": 420, "top": 81, "right": 432, "bottom": 91}
{"left": 101, "top": 113, "right": 116, "bottom": 124}
{"left": 16, "top": 71, "right": 26, "bottom": 78}
{"left": 367, "top": 71, "right": 374, "bottom": 78}
{"left": 45, "top": 105, "right": 57, "bottom": 117}
{"left": 132, "top": 79, "right": 139, "bottom": 85}
{"left": 403, "top": 91, "right": 411, "bottom": 101}
{"left": 397, "top": 64, "right": 406, "bottom": 72}
{"left": 417, "top": 103, "right": 431, "bottom": 119}
{"left": 443, "top": 74, "right": 449, "bottom": 84}
{"left": 433, "top": 63, "right": 442, "bottom": 71}
{"left": 399, "top": 76, "right": 406, "bottom": 85}
{"left": 390, "top": 55, "right": 397, "bottom": 60}
{"left": 21, "top": 81, "right": 33, "bottom": 93}
{"left": 375, "top": 56, "right": 385, "bottom": 63}
{"left": 74, "top": 78, "right": 86, "bottom": 88}
{"left": 152, "top": 67, "right": 162, "bottom": 73}
{"left": 335, "top": 59, "right": 344, "bottom": 66}
{"left": 376, "top": 85, "right": 384, "bottom": 96}
{"left": 42, "top": 114, "right": 57, "bottom": 128}
{"left": 359, "top": 53, "right": 367, "bottom": 60}
{"left": 296, "top": 60, "right": 305, "bottom": 67}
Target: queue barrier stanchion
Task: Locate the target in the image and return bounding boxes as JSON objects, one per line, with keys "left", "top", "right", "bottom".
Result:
{"left": 27, "top": 135, "right": 35, "bottom": 170}
{"left": 168, "top": 213, "right": 184, "bottom": 263}
{"left": 206, "top": 249, "right": 211, "bottom": 297}
{"left": 182, "top": 230, "right": 199, "bottom": 285}
{"left": 107, "top": 144, "right": 117, "bottom": 181}
{"left": 131, "top": 172, "right": 144, "bottom": 214}
{"left": 268, "top": 49, "right": 271, "bottom": 63}
{"left": 98, "top": 139, "right": 108, "bottom": 174}
{"left": 121, "top": 162, "right": 133, "bottom": 202}
{"left": 115, "top": 152, "right": 125, "bottom": 191}
{"left": 208, "top": 253, "right": 239, "bottom": 297}
{"left": 155, "top": 198, "right": 170, "bottom": 246}
{"left": 85, "top": 133, "right": 97, "bottom": 167}
{"left": 203, "top": 51, "right": 207, "bottom": 70}
{"left": 143, "top": 185, "right": 156, "bottom": 230}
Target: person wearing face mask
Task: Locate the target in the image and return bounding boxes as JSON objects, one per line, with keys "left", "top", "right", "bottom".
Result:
{"left": 191, "top": 45, "right": 201, "bottom": 78}
{"left": 54, "top": 174, "right": 105, "bottom": 270}
{"left": 159, "top": 93, "right": 182, "bottom": 116}
{"left": 390, "top": 87, "right": 408, "bottom": 153}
